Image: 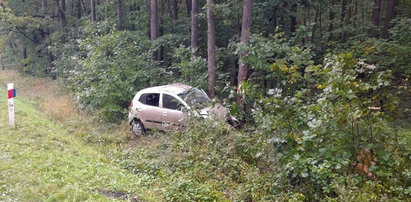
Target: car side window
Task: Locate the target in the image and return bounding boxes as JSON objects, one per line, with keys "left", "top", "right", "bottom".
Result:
{"left": 139, "top": 93, "right": 160, "bottom": 107}
{"left": 163, "top": 94, "right": 182, "bottom": 111}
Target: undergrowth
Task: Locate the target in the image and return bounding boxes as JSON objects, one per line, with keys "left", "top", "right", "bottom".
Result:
{"left": 1, "top": 70, "right": 410, "bottom": 201}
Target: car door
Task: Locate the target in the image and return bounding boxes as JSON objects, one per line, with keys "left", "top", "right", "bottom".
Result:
{"left": 136, "top": 93, "right": 163, "bottom": 129}
{"left": 160, "top": 93, "right": 187, "bottom": 131}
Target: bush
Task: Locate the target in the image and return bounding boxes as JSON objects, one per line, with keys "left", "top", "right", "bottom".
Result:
{"left": 53, "top": 28, "right": 166, "bottom": 122}
{"left": 248, "top": 53, "right": 410, "bottom": 200}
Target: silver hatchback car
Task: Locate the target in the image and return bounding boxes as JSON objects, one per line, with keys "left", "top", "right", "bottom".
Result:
{"left": 128, "top": 83, "right": 239, "bottom": 136}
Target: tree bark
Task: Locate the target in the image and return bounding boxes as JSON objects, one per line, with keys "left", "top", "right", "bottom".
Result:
{"left": 383, "top": 0, "right": 399, "bottom": 38}
{"left": 191, "top": 0, "right": 198, "bottom": 55}
{"left": 159, "top": 0, "right": 165, "bottom": 61}
{"left": 328, "top": 0, "right": 335, "bottom": 41}
{"left": 41, "top": 0, "right": 48, "bottom": 15}
{"left": 75, "top": 0, "right": 82, "bottom": 19}
{"left": 61, "top": 0, "right": 66, "bottom": 12}
{"left": 290, "top": 2, "right": 297, "bottom": 34}
{"left": 91, "top": 0, "right": 97, "bottom": 22}
{"left": 311, "top": 5, "right": 319, "bottom": 43}
{"left": 372, "top": 0, "right": 382, "bottom": 27}
{"left": 54, "top": 0, "right": 66, "bottom": 25}
{"left": 341, "top": 0, "right": 347, "bottom": 41}
{"left": 116, "top": 0, "right": 124, "bottom": 30}
{"left": 80, "top": 0, "right": 86, "bottom": 16}
{"left": 207, "top": 0, "right": 216, "bottom": 98}
{"left": 237, "top": 0, "right": 253, "bottom": 88}
{"left": 303, "top": 1, "right": 310, "bottom": 44}
{"left": 150, "top": 0, "right": 158, "bottom": 40}
{"left": 184, "top": 0, "right": 191, "bottom": 16}
{"left": 172, "top": 0, "right": 178, "bottom": 21}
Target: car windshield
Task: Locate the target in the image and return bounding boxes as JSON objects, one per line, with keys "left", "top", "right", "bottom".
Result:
{"left": 178, "top": 88, "right": 211, "bottom": 109}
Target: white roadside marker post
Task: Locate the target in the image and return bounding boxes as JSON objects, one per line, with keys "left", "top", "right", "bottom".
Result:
{"left": 7, "top": 83, "right": 15, "bottom": 127}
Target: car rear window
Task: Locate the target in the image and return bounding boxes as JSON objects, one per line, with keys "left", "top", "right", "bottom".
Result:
{"left": 139, "top": 93, "right": 160, "bottom": 107}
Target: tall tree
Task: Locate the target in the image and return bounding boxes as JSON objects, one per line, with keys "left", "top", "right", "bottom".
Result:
{"left": 184, "top": 0, "right": 191, "bottom": 16}
{"left": 383, "top": 0, "right": 399, "bottom": 38}
{"left": 341, "top": 0, "right": 348, "bottom": 41}
{"left": 207, "top": 0, "right": 216, "bottom": 98}
{"left": 91, "top": 0, "right": 97, "bottom": 22}
{"left": 372, "top": 0, "right": 382, "bottom": 27}
{"left": 41, "top": 0, "right": 48, "bottom": 16}
{"left": 54, "top": 0, "right": 66, "bottom": 25}
{"left": 150, "top": 0, "right": 158, "bottom": 40}
{"left": 75, "top": 0, "right": 82, "bottom": 19}
{"left": 237, "top": 0, "right": 253, "bottom": 89}
{"left": 328, "top": 0, "right": 335, "bottom": 41}
{"left": 172, "top": 0, "right": 178, "bottom": 21}
{"left": 116, "top": 0, "right": 123, "bottom": 30}
{"left": 290, "top": 2, "right": 297, "bottom": 34}
{"left": 61, "top": 0, "right": 66, "bottom": 12}
{"left": 191, "top": 0, "right": 198, "bottom": 54}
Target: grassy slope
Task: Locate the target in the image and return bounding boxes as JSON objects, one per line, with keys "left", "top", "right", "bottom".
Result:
{"left": 0, "top": 71, "right": 409, "bottom": 201}
{"left": 0, "top": 92, "right": 152, "bottom": 201}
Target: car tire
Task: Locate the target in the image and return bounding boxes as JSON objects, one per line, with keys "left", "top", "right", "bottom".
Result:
{"left": 130, "top": 119, "right": 146, "bottom": 137}
{"left": 228, "top": 119, "right": 242, "bottom": 129}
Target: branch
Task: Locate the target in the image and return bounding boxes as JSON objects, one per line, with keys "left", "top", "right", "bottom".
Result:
{"left": 12, "top": 27, "right": 39, "bottom": 44}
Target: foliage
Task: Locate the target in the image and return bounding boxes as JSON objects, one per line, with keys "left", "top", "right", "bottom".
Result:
{"left": 169, "top": 46, "right": 208, "bottom": 90}
{"left": 0, "top": 0, "right": 410, "bottom": 200}
{"left": 352, "top": 18, "right": 411, "bottom": 80}
{"left": 54, "top": 28, "right": 164, "bottom": 121}
{"left": 247, "top": 53, "right": 410, "bottom": 200}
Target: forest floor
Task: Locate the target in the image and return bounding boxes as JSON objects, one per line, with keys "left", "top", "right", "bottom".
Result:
{"left": 0, "top": 71, "right": 159, "bottom": 201}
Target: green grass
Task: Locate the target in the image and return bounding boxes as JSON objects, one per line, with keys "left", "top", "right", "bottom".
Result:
{"left": 0, "top": 92, "right": 154, "bottom": 201}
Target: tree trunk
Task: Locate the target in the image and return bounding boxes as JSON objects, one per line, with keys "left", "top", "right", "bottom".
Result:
{"left": 341, "top": 0, "right": 347, "bottom": 42}
{"left": 290, "top": 2, "right": 297, "bottom": 34}
{"left": 54, "top": 0, "right": 66, "bottom": 25}
{"left": 91, "top": 0, "right": 97, "bottom": 22}
{"left": 150, "top": 0, "right": 158, "bottom": 40}
{"left": 328, "top": 0, "right": 335, "bottom": 41}
{"left": 80, "top": 0, "right": 86, "bottom": 16}
{"left": 303, "top": 1, "right": 310, "bottom": 44}
{"left": 184, "top": 0, "right": 191, "bottom": 16}
{"left": 159, "top": 0, "right": 165, "bottom": 61}
{"left": 311, "top": 5, "right": 319, "bottom": 43}
{"left": 237, "top": 0, "right": 253, "bottom": 89}
{"left": 383, "top": 0, "right": 399, "bottom": 38}
{"left": 207, "top": 0, "right": 216, "bottom": 98}
{"left": 319, "top": 4, "right": 323, "bottom": 43}
{"left": 42, "top": 0, "right": 48, "bottom": 15}
{"left": 116, "top": 0, "right": 124, "bottom": 30}
{"left": 61, "top": 0, "right": 66, "bottom": 12}
{"left": 75, "top": 0, "right": 82, "bottom": 19}
{"left": 172, "top": 0, "right": 178, "bottom": 21}
{"left": 372, "top": 0, "right": 382, "bottom": 27}
{"left": 191, "top": 0, "right": 198, "bottom": 55}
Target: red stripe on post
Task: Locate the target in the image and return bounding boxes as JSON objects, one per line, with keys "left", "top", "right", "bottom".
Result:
{"left": 8, "top": 90, "right": 13, "bottom": 99}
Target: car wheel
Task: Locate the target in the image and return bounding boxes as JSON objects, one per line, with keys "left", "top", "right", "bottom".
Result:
{"left": 130, "top": 120, "right": 146, "bottom": 137}
{"left": 228, "top": 119, "right": 242, "bottom": 129}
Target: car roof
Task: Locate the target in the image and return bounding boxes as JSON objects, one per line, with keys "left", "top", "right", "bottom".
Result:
{"left": 139, "top": 83, "right": 193, "bottom": 95}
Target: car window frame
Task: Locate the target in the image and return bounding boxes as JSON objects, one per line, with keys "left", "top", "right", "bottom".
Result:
{"left": 138, "top": 92, "right": 161, "bottom": 108}
{"left": 160, "top": 93, "right": 187, "bottom": 111}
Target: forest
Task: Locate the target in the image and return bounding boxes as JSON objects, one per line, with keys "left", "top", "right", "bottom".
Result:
{"left": 0, "top": 0, "right": 410, "bottom": 201}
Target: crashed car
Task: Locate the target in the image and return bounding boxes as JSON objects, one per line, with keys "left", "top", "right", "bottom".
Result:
{"left": 128, "top": 83, "right": 239, "bottom": 136}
